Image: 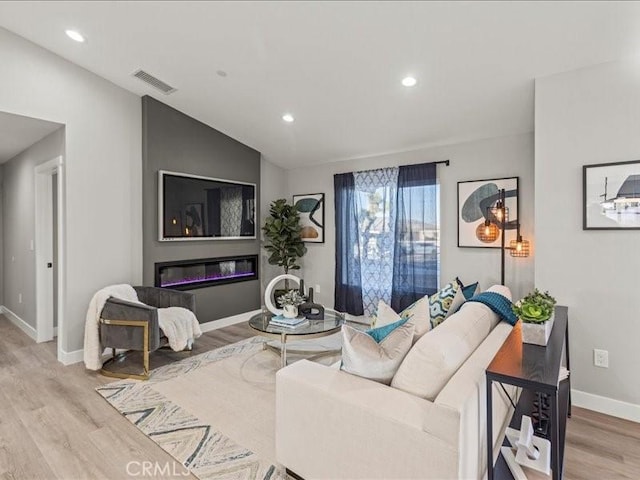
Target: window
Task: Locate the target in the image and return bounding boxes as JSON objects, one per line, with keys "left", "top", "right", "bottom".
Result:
{"left": 334, "top": 163, "right": 440, "bottom": 316}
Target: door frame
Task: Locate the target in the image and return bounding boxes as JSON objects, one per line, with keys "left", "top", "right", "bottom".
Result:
{"left": 34, "top": 156, "right": 65, "bottom": 363}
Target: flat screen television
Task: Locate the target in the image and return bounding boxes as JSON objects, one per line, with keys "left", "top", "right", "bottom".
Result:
{"left": 158, "top": 170, "right": 256, "bottom": 241}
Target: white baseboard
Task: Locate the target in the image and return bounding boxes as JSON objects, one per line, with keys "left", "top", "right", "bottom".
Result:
{"left": 0, "top": 305, "right": 37, "bottom": 341}
{"left": 0, "top": 307, "right": 257, "bottom": 366}
{"left": 59, "top": 348, "right": 84, "bottom": 366}
{"left": 572, "top": 389, "right": 640, "bottom": 423}
{"left": 199, "top": 309, "right": 261, "bottom": 333}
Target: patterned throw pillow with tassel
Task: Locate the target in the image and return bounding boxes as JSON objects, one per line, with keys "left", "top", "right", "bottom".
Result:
{"left": 429, "top": 281, "right": 462, "bottom": 328}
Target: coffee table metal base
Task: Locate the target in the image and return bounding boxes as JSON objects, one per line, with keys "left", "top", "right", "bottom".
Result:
{"left": 248, "top": 310, "right": 345, "bottom": 368}
{"left": 262, "top": 333, "right": 342, "bottom": 368}
{"left": 262, "top": 336, "right": 341, "bottom": 368}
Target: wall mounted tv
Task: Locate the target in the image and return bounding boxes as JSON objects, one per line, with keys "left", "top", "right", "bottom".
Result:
{"left": 159, "top": 170, "right": 256, "bottom": 241}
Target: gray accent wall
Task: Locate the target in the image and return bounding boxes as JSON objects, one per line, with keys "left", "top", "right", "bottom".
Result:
{"left": 2, "top": 127, "right": 64, "bottom": 327}
{"left": 142, "top": 96, "right": 261, "bottom": 322}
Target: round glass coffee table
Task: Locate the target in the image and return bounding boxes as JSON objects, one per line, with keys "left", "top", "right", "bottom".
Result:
{"left": 248, "top": 309, "right": 345, "bottom": 368}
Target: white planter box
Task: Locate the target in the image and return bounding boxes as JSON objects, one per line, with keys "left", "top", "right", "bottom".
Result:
{"left": 521, "top": 313, "right": 554, "bottom": 346}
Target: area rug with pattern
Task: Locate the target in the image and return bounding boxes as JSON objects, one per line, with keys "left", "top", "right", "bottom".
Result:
{"left": 96, "top": 335, "right": 341, "bottom": 480}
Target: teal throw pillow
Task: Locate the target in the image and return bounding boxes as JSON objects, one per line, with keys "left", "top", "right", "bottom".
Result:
{"left": 462, "top": 282, "right": 480, "bottom": 300}
{"left": 366, "top": 318, "right": 409, "bottom": 343}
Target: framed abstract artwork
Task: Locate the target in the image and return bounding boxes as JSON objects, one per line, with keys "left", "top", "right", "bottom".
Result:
{"left": 583, "top": 160, "right": 640, "bottom": 230}
{"left": 293, "top": 193, "right": 325, "bottom": 243}
{"left": 457, "top": 177, "right": 519, "bottom": 248}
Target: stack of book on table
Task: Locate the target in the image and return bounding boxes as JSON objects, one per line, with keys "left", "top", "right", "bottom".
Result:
{"left": 270, "top": 315, "right": 309, "bottom": 328}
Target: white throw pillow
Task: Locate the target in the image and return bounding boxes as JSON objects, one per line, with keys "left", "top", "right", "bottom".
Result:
{"left": 373, "top": 300, "right": 401, "bottom": 327}
{"left": 341, "top": 322, "right": 415, "bottom": 385}
{"left": 391, "top": 286, "right": 509, "bottom": 400}
{"left": 373, "top": 296, "right": 431, "bottom": 344}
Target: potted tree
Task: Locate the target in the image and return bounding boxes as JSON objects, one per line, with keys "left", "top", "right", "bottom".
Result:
{"left": 262, "top": 199, "right": 307, "bottom": 297}
{"left": 512, "top": 289, "right": 557, "bottom": 346}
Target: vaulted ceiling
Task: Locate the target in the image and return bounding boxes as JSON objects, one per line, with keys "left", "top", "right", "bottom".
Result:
{"left": 1, "top": 2, "right": 639, "bottom": 168}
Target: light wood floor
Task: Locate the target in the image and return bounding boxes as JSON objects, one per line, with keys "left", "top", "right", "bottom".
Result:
{"left": 1, "top": 315, "right": 639, "bottom": 480}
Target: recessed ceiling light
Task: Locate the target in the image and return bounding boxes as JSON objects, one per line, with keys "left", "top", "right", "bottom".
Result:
{"left": 65, "top": 29, "right": 85, "bottom": 43}
{"left": 282, "top": 113, "right": 294, "bottom": 123}
{"left": 402, "top": 76, "right": 417, "bottom": 87}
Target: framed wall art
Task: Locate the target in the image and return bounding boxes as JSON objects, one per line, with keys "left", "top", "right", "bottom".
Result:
{"left": 457, "top": 177, "right": 519, "bottom": 248}
{"left": 583, "top": 160, "right": 640, "bottom": 230}
{"left": 293, "top": 193, "right": 325, "bottom": 243}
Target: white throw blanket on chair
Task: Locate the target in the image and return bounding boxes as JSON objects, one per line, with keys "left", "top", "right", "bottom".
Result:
{"left": 83, "top": 284, "right": 202, "bottom": 371}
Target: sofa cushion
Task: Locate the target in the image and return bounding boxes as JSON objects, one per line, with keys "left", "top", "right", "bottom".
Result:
{"left": 341, "top": 322, "right": 415, "bottom": 385}
{"left": 391, "top": 289, "right": 505, "bottom": 400}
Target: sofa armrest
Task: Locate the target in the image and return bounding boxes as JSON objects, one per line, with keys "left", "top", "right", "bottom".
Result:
{"left": 134, "top": 286, "right": 196, "bottom": 313}
{"left": 276, "top": 360, "right": 461, "bottom": 480}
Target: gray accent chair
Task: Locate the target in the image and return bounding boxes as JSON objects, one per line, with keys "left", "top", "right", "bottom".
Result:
{"left": 99, "top": 286, "right": 196, "bottom": 380}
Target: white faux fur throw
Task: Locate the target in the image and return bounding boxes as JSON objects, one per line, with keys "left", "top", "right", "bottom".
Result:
{"left": 158, "top": 307, "right": 202, "bottom": 352}
{"left": 83, "top": 284, "right": 202, "bottom": 371}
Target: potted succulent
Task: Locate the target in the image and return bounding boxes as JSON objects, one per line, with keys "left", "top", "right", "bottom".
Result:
{"left": 277, "top": 290, "right": 305, "bottom": 318}
{"left": 512, "top": 289, "right": 557, "bottom": 346}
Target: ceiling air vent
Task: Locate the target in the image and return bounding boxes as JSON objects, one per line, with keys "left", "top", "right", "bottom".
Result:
{"left": 132, "top": 69, "right": 176, "bottom": 95}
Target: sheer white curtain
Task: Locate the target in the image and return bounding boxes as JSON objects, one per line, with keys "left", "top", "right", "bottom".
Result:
{"left": 353, "top": 167, "right": 398, "bottom": 316}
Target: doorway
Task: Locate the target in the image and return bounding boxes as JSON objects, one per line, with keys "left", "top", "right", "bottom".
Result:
{"left": 35, "top": 156, "right": 65, "bottom": 362}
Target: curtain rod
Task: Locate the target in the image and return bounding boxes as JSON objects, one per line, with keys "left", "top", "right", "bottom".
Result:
{"left": 340, "top": 159, "right": 450, "bottom": 177}
{"left": 433, "top": 160, "right": 450, "bottom": 166}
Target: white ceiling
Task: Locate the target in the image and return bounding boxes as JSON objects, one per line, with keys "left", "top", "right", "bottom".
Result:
{"left": 0, "top": 111, "right": 62, "bottom": 164}
{"left": 1, "top": 2, "right": 640, "bottom": 169}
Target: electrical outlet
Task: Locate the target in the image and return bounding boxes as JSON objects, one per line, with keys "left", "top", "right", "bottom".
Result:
{"left": 315, "top": 284, "right": 321, "bottom": 294}
{"left": 18, "top": 293, "right": 22, "bottom": 304}
{"left": 594, "top": 349, "right": 609, "bottom": 368}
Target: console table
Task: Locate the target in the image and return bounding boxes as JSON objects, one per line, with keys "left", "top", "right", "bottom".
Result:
{"left": 486, "top": 306, "right": 571, "bottom": 480}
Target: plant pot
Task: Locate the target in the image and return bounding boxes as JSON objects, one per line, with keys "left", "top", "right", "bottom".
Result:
{"left": 521, "top": 312, "right": 555, "bottom": 346}
{"left": 282, "top": 305, "right": 298, "bottom": 319}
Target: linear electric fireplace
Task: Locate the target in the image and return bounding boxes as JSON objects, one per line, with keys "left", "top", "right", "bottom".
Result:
{"left": 155, "top": 255, "right": 258, "bottom": 291}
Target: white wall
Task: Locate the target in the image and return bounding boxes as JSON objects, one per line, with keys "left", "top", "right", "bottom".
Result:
{"left": 0, "top": 165, "right": 3, "bottom": 305}
{"left": 2, "top": 128, "right": 64, "bottom": 327}
{"left": 535, "top": 60, "right": 640, "bottom": 417}
{"left": 0, "top": 27, "right": 142, "bottom": 355}
{"left": 260, "top": 156, "right": 287, "bottom": 296}
{"left": 284, "top": 133, "right": 534, "bottom": 308}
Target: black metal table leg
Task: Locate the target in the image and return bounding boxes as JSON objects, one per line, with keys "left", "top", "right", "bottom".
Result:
{"left": 551, "top": 392, "right": 561, "bottom": 480}
{"left": 487, "top": 378, "right": 494, "bottom": 480}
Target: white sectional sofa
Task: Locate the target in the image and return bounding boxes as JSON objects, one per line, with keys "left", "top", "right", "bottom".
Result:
{"left": 276, "top": 286, "right": 517, "bottom": 479}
